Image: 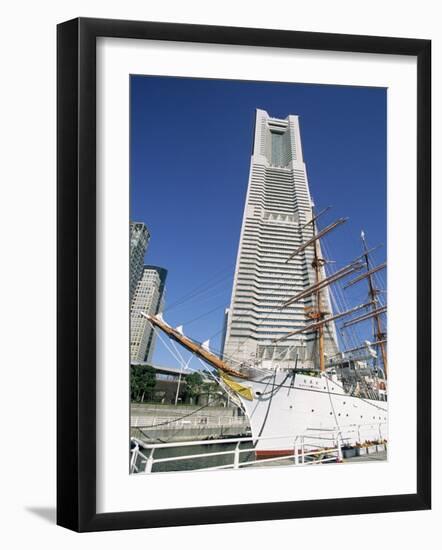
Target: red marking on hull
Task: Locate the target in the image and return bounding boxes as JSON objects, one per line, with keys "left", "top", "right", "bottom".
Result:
{"left": 255, "top": 449, "right": 294, "bottom": 459}
{"left": 255, "top": 447, "right": 338, "bottom": 460}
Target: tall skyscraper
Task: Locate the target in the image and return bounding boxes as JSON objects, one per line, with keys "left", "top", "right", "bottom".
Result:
{"left": 130, "top": 222, "right": 150, "bottom": 301}
{"left": 130, "top": 266, "right": 167, "bottom": 363}
{"left": 223, "top": 109, "right": 337, "bottom": 368}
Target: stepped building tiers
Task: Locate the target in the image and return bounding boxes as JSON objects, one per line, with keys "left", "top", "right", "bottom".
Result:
{"left": 223, "top": 109, "right": 338, "bottom": 367}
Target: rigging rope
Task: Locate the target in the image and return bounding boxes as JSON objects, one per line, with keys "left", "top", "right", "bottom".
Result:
{"left": 162, "top": 267, "right": 234, "bottom": 314}
{"left": 179, "top": 302, "right": 227, "bottom": 327}
{"left": 135, "top": 394, "right": 225, "bottom": 430}
{"left": 321, "top": 235, "right": 362, "bottom": 349}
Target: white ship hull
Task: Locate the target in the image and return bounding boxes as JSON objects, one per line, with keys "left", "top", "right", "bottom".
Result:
{"left": 233, "top": 369, "right": 388, "bottom": 458}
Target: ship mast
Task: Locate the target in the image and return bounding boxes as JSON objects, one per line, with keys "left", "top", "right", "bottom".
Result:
{"left": 144, "top": 214, "right": 387, "bottom": 383}
{"left": 281, "top": 208, "right": 352, "bottom": 373}
{"left": 141, "top": 312, "right": 248, "bottom": 379}
{"left": 312, "top": 216, "right": 326, "bottom": 372}
{"left": 360, "top": 231, "right": 388, "bottom": 377}
{"left": 281, "top": 210, "right": 388, "bottom": 377}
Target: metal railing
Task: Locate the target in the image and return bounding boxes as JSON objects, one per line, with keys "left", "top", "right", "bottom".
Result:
{"left": 130, "top": 432, "right": 337, "bottom": 474}
{"left": 130, "top": 422, "right": 387, "bottom": 474}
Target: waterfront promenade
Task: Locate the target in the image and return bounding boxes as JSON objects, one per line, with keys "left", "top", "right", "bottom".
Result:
{"left": 131, "top": 402, "right": 250, "bottom": 442}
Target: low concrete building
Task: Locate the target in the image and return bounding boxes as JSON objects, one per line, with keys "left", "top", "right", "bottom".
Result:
{"left": 131, "top": 362, "right": 233, "bottom": 406}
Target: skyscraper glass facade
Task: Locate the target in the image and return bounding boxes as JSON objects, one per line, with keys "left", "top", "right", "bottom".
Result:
{"left": 130, "top": 266, "right": 167, "bottom": 363}
{"left": 130, "top": 222, "right": 150, "bottom": 302}
{"left": 223, "top": 109, "right": 337, "bottom": 368}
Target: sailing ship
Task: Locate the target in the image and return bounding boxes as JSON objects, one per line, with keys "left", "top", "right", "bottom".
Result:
{"left": 142, "top": 207, "right": 387, "bottom": 459}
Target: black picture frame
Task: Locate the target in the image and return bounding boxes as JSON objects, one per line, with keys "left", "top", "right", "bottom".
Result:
{"left": 57, "top": 17, "right": 431, "bottom": 532}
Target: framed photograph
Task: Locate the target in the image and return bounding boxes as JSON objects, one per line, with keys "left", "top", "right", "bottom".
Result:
{"left": 57, "top": 17, "right": 431, "bottom": 532}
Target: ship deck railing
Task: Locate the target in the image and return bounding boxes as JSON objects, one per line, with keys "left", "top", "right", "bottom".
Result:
{"left": 130, "top": 422, "right": 386, "bottom": 474}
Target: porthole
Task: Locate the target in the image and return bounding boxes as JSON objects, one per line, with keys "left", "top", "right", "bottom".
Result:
{"left": 256, "top": 391, "right": 262, "bottom": 396}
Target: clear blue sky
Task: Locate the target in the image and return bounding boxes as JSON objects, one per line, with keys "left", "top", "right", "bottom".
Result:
{"left": 131, "top": 75, "right": 386, "bottom": 368}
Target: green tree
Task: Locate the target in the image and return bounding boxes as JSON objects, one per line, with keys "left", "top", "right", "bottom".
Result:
{"left": 183, "top": 372, "right": 203, "bottom": 403}
{"left": 201, "top": 381, "right": 216, "bottom": 399}
{"left": 131, "top": 365, "right": 157, "bottom": 402}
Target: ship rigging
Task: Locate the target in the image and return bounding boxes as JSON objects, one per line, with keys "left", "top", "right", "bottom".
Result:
{"left": 142, "top": 205, "right": 388, "bottom": 457}
{"left": 144, "top": 206, "right": 387, "bottom": 387}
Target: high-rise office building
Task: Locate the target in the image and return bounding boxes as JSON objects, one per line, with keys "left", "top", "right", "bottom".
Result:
{"left": 223, "top": 109, "right": 337, "bottom": 367}
{"left": 130, "top": 266, "right": 167, "bottom": 363}
{"left": 130, "top": 222, "right": 150, "bottom": 301}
